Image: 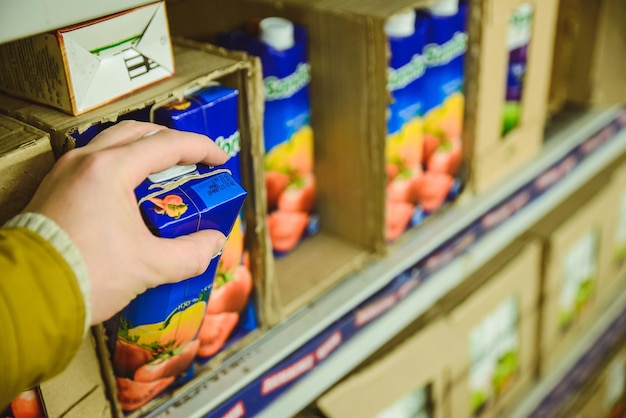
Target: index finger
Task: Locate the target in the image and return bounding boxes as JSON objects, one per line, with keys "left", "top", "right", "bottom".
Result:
{"left": 110, "top": 128, "right": 229, "bottom": 186}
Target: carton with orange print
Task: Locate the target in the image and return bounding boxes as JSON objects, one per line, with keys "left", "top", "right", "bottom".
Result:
{"left": 112, "top": 163, "right": 246, "bottom": 412}
{"left": 151, "top": 85, "right": 258, "bottom": 362}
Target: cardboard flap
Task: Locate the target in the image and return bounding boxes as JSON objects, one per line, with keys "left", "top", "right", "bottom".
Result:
{"left": 59, "top": 2, "right": 173, "bottom": 112}
{"left": 134, "top": 2, "right": 174, "bottom": 73}
{"left": 63, "top": 36, "right": 102, "bottom": 108}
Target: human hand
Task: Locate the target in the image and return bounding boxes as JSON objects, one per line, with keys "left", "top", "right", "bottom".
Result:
{"left": 24, "top": 121, "right": 229, "bottom": 324}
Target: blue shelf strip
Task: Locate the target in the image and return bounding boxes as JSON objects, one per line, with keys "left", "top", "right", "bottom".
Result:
{"left": 199, "top": 108, "right": 626, "bottom": 418}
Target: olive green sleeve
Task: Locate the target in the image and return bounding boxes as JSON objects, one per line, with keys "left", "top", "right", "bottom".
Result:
{"left": 0, "top": 215, "right": 87, "bottom": 409}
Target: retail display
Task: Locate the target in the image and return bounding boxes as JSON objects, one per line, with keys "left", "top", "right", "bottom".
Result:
{"left": 0, "top": 0, "right": 625, "bottom": 417}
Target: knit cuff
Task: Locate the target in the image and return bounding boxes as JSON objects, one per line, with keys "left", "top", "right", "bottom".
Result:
{"left": 4, "top": 213, "right": 91, "bottom": 335}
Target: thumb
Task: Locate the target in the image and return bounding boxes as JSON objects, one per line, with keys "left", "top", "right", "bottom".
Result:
{"left": 151, "top": 230, "right": 227, "bottom": 285}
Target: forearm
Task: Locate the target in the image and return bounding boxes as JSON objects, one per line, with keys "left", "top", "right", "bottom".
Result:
{"left": 0, "top": 214, "right": 89, "bottom": 408}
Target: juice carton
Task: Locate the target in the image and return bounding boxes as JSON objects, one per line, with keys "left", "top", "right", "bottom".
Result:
{"left": 418, "top": 0, "right": 468, "bottom": 212}
{"left": 219, "top": 17, "right": 317, "bottom": 256}
{"left": 502, "top": 3, "right": 534, "bottom": 137}
{"left": 113, "top": 163, "right": 246, "bottom": 412}
{"left": 384, "top": 9, "right": 429, "bottom": 242}
{"left": 152, "top": 86, "right": 258, "bottom": 362}
{"left": 2, "top": 388, "right": 45, "bottom": 418}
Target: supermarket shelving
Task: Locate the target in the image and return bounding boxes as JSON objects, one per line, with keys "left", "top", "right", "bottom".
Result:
{"left": 145, "top": 106, "right": 626, "bottom": 418}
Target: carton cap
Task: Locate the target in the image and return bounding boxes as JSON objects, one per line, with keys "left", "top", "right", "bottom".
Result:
{"left": 260, "top": 17, "right": 295, "bottom": 51}
{"left": 429, "top": 0, "right": 459, "bottom": 16}
{"left": 148, "top": 164, "right": 197, "bottom": 183}
{"left": 385, "top": 9, "right": 416, "bottom": 38}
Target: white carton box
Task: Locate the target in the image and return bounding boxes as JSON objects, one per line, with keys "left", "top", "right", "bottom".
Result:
{"left": 0, "top": 1, "right": 174, "bottom": 115}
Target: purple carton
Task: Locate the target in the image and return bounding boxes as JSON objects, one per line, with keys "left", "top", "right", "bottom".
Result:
{"left": 113, "top": 162, "right": 246, "bottom": 412}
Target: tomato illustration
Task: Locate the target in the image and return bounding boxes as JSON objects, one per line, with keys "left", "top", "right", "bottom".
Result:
{"left": 10, "top": 389, "right": 44, "bottom": 418}
{"left": 413, "top": 172, "right": 454, "bottom": 212}
{"left": 427, "top": 137, "right": 462, "bottom": 176}
{"left": 116, "top": 376, "right": 175, "bottom": 411}
{"left": 197, "top": 312, "right": 240, "bottom": 358}
{"left": 277, "top": 173, "right": 316, "bottom": 213}
{"left": 386, "top": 165, "right": 423, "bottom": 204}
{"left": 266, "top": 171, "right": 290, "bottom": 209}
{"left": 134, "top": 339, "right": 200, "bottom": 382}
{"left": 268, "top": 210, "right": 309, "bottom": 253}
{"left": 386, "top": 200, "right": 414, "bottom": 242}
{"left": 114, "top": 340, "right": 153, "bottom": 377}
{"left": 207, "top": 265, "right": 253, "bottom": 315}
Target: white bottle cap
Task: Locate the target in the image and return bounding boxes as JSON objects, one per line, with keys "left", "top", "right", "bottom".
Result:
{"left": 430, "top": 0, "right": 459, "bottom": 16}
{"left": 148, "top": 164, "right": 197, "bottom": 183}
{"left": 141, "top": 130, "right": 198, "bottom": 183}
{"left": 260, "top": 17, "right": 295, "bottom": 51}
{"left": 385, "top": 9, "right": 417, "bottom": 38}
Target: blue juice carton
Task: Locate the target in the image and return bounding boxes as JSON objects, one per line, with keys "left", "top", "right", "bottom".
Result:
{"left": 384, "top": 9, "right": 428, "bottom": 242}
{"left": 219, "top": 17, "right": 317, "bottom": 256}
{"left": 408, "top": 0, "right": 467, "bottom": 215}
{"left": 152, "top": 86, "right": 258, "bottom": 363}
{"left": 113, "top": 163, "right": 246, "bottom": 412}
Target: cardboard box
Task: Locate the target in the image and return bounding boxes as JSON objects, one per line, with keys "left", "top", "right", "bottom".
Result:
{"left": 2, "top": 335, "right": 112, "bottom": 418}
{"left": 603, "top": 162, "right": 626, "bottom": 295}
{"left": 443, "top": 239, "right": 541, "bottom": 418}
{"left": 0, "top": 115, "right": 55, "bottom": 225}
{"left": 0, "top": 1, "right": 174, "bottom": 116}
{"left": 166, "top": 0, "right": 472, "bottom": 318}
{"left": 0, "top": 0, "right": 156, "bottom": 45}
{"left": 0, "top": 40, "right": 275, "bottom": 417}
{"left": 548, "top": 0, "right": 626, "bottom": 115}
{"left": 39, "top": 334, "right": 112, "bottom": 418}
{"left": 463, "top": 0, "right": 559, "bottom": 192}
{"left": 316, "top": 319, "right": 453, "bottom": 418}
{"left": 531, "top": 177, "right": 613, "bottom": 376}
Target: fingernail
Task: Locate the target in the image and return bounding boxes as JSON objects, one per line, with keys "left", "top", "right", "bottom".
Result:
{"left": 212, "top": 233, "right": 227, "bottom": 259}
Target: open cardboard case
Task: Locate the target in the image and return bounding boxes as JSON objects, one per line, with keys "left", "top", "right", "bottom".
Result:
{"left": 463, "top": 0, "right": 560, "bottom": 193}
{"left": 166, "top": 0, "right": 475, "bottom": 319}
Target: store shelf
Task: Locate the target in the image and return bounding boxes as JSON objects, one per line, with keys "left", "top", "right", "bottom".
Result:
{"left": 146, "top": 106, "right": 626, "bottom": 418}
{"left": 511, "top": 282, "right": 626, "bottom": 418}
